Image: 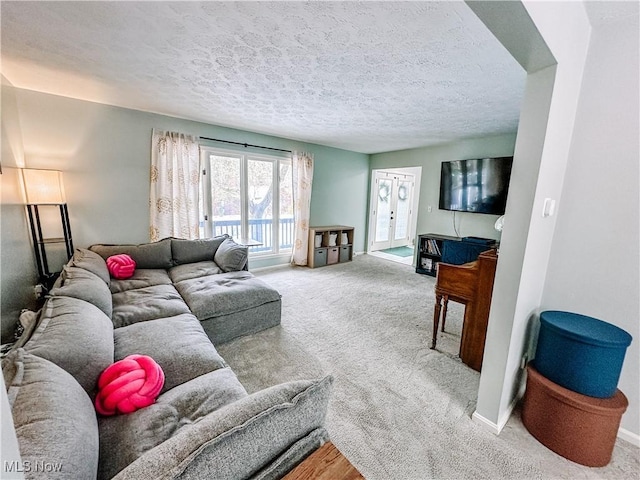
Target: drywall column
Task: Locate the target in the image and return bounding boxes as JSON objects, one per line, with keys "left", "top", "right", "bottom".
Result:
{"left": 474, "top": 65, "right": 556, "bottom": 429}
{"left": 468, "top": 1, "right": 591, "bottom": 431}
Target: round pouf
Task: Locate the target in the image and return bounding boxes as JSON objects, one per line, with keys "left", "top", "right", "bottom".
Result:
{"left": 522, "top": 365, "right": 628, "bottom": 467}
{"left": 95, "top": 355, "right": 164, "bottom": 416}
{"left": 534, "top": 311, "right": 632, "bottom": 398}
{"left": 107, "top": 254, "right": 136, "bottom": 279}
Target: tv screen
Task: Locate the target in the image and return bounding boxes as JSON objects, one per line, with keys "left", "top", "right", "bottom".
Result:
{"left": 439, "top": 157, "right": 513, "bottom": 215}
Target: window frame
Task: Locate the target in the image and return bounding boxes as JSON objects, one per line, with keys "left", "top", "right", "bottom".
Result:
{"left": 200, "top": 146, "right": 293, "bottom": 257}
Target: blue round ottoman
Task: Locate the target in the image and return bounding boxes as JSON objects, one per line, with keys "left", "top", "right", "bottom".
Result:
{"left": 533, "top": 311, "right": 632, "bottom": 398}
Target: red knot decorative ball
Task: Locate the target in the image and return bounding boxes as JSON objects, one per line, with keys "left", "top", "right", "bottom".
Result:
{"left": 106, "top": 254, "right": 136, "bottom": 279}
{"left": 95, "top": 355, "right": 164, "bottom": 416}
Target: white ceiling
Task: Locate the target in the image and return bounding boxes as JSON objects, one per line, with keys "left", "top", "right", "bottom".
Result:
{"left": 3, "top": 1, "right": 529, "bottom": 154}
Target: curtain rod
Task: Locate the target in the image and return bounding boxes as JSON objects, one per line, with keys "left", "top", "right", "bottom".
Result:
{"left": 200, "top": 136, "right": 292, "bottom": 153}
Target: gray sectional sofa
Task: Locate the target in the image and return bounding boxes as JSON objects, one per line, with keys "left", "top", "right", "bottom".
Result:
{"left": 2, "top": 236, "right": 333, "bottom": 479}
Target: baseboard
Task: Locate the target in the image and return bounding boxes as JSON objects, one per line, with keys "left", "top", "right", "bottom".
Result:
{"left": 471, "top": 400, "right": 516, "bottom": 435}
{"left": 472, "top": 411, "right": 502, "bottom": 435}
{"left": 473, "top": 381, "right": 525, "bottom": 435}
{"left": 618, "top": 427, "right": 640, "bottom": 447}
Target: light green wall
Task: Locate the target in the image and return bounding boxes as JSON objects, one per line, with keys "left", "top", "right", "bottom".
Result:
{"left": 1, "top": 79, "right": 38, "bottom": 342}
{"left": 1, "top": 86, "right": 370, "bottom": 333}
{"left": 370, "top": 133, "right": 517, "bottom": 242}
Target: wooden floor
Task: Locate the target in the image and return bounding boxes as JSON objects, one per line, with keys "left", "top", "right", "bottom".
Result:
{"left": 283, "top": 442, "right": 364, "bottom": 480}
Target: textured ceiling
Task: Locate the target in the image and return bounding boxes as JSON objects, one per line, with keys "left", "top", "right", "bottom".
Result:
{"left": 1, "top": 1, "right": 528, "bottom": 154}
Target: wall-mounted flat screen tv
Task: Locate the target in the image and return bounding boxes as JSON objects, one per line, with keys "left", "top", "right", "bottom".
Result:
{"left": 439, "top": 157, "right": 513, "bottom": 215}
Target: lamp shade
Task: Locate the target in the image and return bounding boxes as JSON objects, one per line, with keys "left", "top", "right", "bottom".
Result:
{"left": 22, "top": 169, "right": 66, "bottom": 204}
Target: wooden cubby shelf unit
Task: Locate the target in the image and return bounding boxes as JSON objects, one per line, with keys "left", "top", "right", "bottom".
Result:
{"left": 308, "top": 226, "right": 354, "bottom": 268}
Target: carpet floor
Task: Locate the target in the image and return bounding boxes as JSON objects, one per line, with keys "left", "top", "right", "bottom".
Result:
{"left": 218, "top": 254, "right": 639, "bottom": 479}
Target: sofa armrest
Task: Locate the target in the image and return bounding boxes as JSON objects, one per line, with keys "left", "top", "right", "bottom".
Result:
{"left": 112, "top": 375, "right": 333, "bottom": 480}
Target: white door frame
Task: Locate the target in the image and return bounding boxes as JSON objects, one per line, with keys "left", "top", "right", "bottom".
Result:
{"left": 367, "top": 166, "right": 422, "bottom": 254}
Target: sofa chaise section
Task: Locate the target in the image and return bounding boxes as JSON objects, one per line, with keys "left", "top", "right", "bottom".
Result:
{"left": 174, "top": 271, "right": 282, "bottom": 345}
{"left": 88, "top": 236, "right": 282, "bottom": 343}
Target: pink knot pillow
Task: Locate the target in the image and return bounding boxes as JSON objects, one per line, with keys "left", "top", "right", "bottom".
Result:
{"left": 106, "top": 254, "right": 136, "bottom": 279}
{"left": 95, "top": 355, "right": 164, "bottom": 416}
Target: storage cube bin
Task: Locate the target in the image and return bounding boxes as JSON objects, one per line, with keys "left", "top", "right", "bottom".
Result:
{"left": 313, "top": 248, "right": 327, "bottom": 267}
{"left": 522, "top": 365, "right": 628, "bottom": 467}
{"left": 327, "top": 247, "right": 339, "bottom": 265}
{"left": 534, "top": 311, "right": 632, "bottom": 398}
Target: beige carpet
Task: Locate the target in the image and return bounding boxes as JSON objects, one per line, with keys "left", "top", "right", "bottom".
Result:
{"left": 218, "top": 254, "right": 639, "bottom": 479}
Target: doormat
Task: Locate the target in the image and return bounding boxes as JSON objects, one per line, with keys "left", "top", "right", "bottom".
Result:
{"left": 379, "top": 246, "right": 414, "bottom": 257}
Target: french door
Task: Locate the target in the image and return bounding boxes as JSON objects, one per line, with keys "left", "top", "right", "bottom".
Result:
{"left": 370, "top": 171, "right": 415, "bottom": 251}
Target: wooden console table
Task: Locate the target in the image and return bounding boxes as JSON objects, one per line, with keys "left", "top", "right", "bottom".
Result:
{"left": 283, "top": 442, "right": 364, "bottom": 480}
{"left": 431, "top": 249, "right": 498, "bottom": 372}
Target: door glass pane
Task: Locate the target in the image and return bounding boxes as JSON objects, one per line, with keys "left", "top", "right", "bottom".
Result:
{"left": 248, "top": 159, "right": 273, "bottom": 252}
{"left": 279, "top": 161, "right": 293, "bottom": 251}
{"left": 394, "top": 180, "right": 411, "bottom": 240}
{"left": 375, "top": 178, "right": 392, "bottom": 242}
{"left": 210, "top": 155, "right": 242, "bottom": 240}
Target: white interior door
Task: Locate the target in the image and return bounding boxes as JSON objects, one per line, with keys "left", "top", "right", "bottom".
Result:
{"left": 370, "top": 171, "right": 414, "bottom": 251}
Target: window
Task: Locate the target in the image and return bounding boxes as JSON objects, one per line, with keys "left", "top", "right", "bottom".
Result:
{"left": 200, "top": 148, "right": 293, "bottom": 255}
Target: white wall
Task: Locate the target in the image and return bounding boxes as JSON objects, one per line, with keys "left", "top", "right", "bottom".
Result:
{"left": 370, "top": 133, "right": 517, "bottom": 243}
{"left": 1, "top": 374, "right": 24, "bottom": 479}
{"left": 542, "top": 13, "right": 639, "bottom": 439}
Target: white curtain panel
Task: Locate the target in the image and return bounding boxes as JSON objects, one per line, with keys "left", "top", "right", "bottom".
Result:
{"left": 291, "top": 151, "right": 314, "bottom": 266}
{"left": 149, "top": 130, "right": 201, "bottom": 242}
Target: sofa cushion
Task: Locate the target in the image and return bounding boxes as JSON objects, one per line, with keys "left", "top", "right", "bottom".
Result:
{"left": 99, "top": 367, "right": 248, "bottom": 480}
{"left": 114, "top": 313, "right": 227, "bottom": 392}
{"left": 2, "top": 349, "right": 99, "bottom": 479}
{"left": 214, "top": 238, "right": 248, "bottom": 272}
{"left": 70, "top": 247, "right": 111, "bottom": 285}
{"left": 171, "top": 236, "right": 228, "bottom": 265}
{"left": 111, "top": 284, "right": 191, "bottom": 328}
{"left": 175, "top": 271, "right": 281, "bottom": 321}
{"left": 109, "top": 375, "right": 333, "bottom": 480}
{"left": 109, "top": 269, "right": 173, "bottom": 294}
{"left": 23, "top": 296, "right": 114, "bottom": 397}
{"left": 10, "top": 308, "right": 43, "bottom": 350}
{"left": 90, "top": 238, "right": 173, "bottom": 269}
{"left": 49, "top": 266, "right": 113, "bottom": 317}
{"left": 168, "top": 261, "right": 222, "bottom": 284}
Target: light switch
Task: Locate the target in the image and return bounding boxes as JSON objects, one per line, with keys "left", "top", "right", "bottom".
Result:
{"left": 542, "top": 198, "right": 556, "bottom": 217}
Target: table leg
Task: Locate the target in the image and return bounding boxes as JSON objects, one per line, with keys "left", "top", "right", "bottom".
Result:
{"left": 441, "top": 295, "right": 449, "bottom": 332}
{"left": 432, "top": 294, "right": 442, "bottom": 349}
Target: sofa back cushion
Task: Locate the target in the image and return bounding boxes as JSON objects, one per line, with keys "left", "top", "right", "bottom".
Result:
{"left": 71, "top": 248, "right": 111, "bottom": 285}
{"left": 90, "top": 238, "right": 173, "bottom": 269}
{"left": 23, "top": 296, "right": 114, "bottom": 397}
{"left": 214, "top": 238, "right": 248, "bottom": 272}
{"left": 2, "top": 349, "right": 99, "bottom": 479}
{"left": 49, "top": 266, "right": 113, "bottom": 317}
{"left": 172, "top": 236, "right": 228, "bottom": 265}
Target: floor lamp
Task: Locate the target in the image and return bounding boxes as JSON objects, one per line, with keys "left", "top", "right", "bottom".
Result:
{"left": 22, "top": 169, "right": 74, "bottom": 290}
